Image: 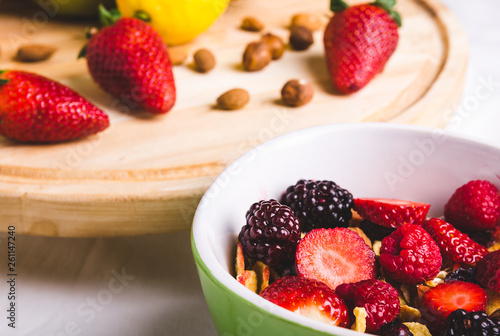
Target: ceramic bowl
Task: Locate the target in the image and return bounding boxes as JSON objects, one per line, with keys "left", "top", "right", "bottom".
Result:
{"left": 191, "top": 122, "right": 500, "bottom": 336}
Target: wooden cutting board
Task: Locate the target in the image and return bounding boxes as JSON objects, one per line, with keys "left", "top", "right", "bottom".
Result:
{"left": 0, "top": 0, "right": 467, "bottom": 237}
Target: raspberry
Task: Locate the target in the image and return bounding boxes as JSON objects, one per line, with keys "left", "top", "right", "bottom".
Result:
{"left": 422, "top": 218, "right": 489, "bottom": 266}
{"left": 476, "top": 250, "right": 500, "bottom": 292}
{"left": 280, "top": 179, "right": 353, "bottom": 231}
{"left": 444, "top": 180, "right": 500, "bottom": 232}
{"left": 379, "top": 224, "right": 442, "bottom": 285}
{"left": 442, "top": 309, "right": 500, "bottom": 336}
{"left": 238, "top": 200, "right": 300, "bottom": 272}
{"left": 336, "top": 279, "right": 400, "bottom": 332}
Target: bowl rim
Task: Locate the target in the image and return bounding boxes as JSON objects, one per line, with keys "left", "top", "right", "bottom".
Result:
{"left": 191, "top": 122, "right": 500, "bottom": 335}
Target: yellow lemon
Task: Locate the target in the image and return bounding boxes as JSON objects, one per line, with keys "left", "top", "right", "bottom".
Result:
{"left": 116, "top": 0, "right": 230, "bottom": 45}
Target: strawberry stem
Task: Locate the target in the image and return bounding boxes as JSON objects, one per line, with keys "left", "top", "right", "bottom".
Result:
{"left": 133, "top": 10, "right": 151, "bottom": 23}
{"left": 99, "top": 4, "right": 121, "bottom": 27}
{"left": 330, "top": 0, "right": 349, "bottom": 12}
{"left": 0, "top": 70, "right": 8, "bottom": 86}
{"left": 372, "top": 0, "right": 402, "bottom": 27}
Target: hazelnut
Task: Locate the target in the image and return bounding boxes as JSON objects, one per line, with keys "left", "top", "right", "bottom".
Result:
{"left": 242, "top": 41, "right": 271, "bottom": 72}
{"left": 216, "top": 88, "right": 250, "bottom": 110}
{"left": 260, "top": 33, "right": 285, "bottom": 60}
{"left": 290, "top": 13, "right": 324, "bottom": 31}
{"left": 241, "top": 16, "right": 264, "bottom": 32}
{"left": 15, "top": 44, "right": 56, "bottom": 62}
{"left": 281, "top": 79, "right": 314, "bottom": 107}
{"left": 289, "top": 25, "right": 314, "bottom": 51}
{"left": 193, "top": 48, "right": 216, "bottom": 73}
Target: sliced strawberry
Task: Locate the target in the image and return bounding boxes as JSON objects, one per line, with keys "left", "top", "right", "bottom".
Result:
{"left": 420, "top": 280, "right": 487, "bottom": 332}
{"left": 422, "top": 218, "right": 489, "bottom": 266}
{"left": 260, "top": 275, "right": 349, "bottom": 327}
{"left": 353, "top": 198, "right": 430, "bottom": 228}
{"left": 295, "top": 227, "right": 376, "bottom": 290}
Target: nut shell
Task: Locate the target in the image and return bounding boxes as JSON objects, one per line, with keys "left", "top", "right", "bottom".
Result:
{"left": 242, "top": 41, "right": 272, "bottom": 71}
{"left": 260, "top": 33, "right": 285, "bottom": 60}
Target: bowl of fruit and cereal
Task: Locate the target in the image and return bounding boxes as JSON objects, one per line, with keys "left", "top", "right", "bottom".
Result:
{"left": 191, "top": 122, "right": 500, "bottom": 336}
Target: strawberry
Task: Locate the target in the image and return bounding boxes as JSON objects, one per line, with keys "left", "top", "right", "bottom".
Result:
{"left": 295, "top": 227, "right": 376, "bottom": 290}
{"left": 0, "top": 70, "right": 109, "bottom": 143}
{"left": 422, "top": 218, "right": 489, "bottom": 266}
{"left": 81, "top": 6, "right": 175, "bottom": 114}
{"left": 260, "top": 275, "right": 350, "bottom": 327}
{"left": 353, "top": 198, "right": 430, "bottom": 228}
{"left": 420, "top": 281, "right": 487, "bottom": 332}
{"left": 323, "top": 0, "right": 400, "bottom": 94}
{"left": 444, "top": 180, "right": 500, "bottom": 232}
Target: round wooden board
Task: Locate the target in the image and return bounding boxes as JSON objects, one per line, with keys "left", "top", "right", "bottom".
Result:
{"left": 0, "top": 0, "right": 467, "bottom": 236}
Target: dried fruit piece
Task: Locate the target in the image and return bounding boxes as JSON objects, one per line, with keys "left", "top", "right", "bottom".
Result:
{"left": 15, "top": 44, "right": 56, "bottom": 62}
{"left": 289, "top": 25, "right": 314, "bottom": 51}
{"left": 252, "top": 261, "right": 270, "bottom": 293}
{"left": 290, "top": 13, "right": 323, "bottom": 31}
{"left": 399, "top": 305, "right": 422, "bottom": 322}
{"left": 241, "top": 16, "right": 264, "bottom": 32}
{"left": 260, "top": 33, "right": 285, "bottom": 60}
{"left": 351, "top": 307, "right": 367, "bottom": 333}
{"left": 235, "top": 242, "right": 246, "bottom": 276}
{"left": 216, "top": 88, "right": 250, "bottom": 110}
{"left": 260, "top": 275, "right": 350, "bottom": 327}
{"left": 237, "top": 270, "right": 258, "bottom": 292}
{"left": 296, "top": 227, "right": 376, "bottom": 290}
{"left": 403, "top": 322, "right": 432, "bottom": 336}
{"left": 280, "top": 79, "right": 314, "bottom": 107}
{"left": 242, "top": 41, "right": 271, "bottom": 71}
{"left": 193, "top": 48, "right": 216, "bottom": 73}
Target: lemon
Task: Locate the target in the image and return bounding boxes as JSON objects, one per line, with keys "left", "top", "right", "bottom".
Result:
{"left": 116, "top": 0, "right": 230, "bottom": 45}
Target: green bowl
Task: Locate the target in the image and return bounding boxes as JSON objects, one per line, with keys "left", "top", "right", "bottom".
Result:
{"left": 191, "top": 123, "right": 500, "bottom": 336}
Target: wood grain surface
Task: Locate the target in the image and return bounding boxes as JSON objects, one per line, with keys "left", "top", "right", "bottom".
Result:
{"left": 0, "top": 0, "right": 468, "bottom": 236}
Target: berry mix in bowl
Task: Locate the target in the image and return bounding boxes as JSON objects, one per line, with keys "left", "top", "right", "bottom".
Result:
{"left": 191, "top": 123, "right": 500, "bottom": 336}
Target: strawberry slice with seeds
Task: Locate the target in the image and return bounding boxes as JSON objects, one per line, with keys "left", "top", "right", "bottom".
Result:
{"left": 295, "top": 227, "right": 376, "bottom": 290}
{"left": 353, "top": 198, "right": 430, "bottom": 228}
{"left": 420, "top": 280, "right": 487, "bottom": 332}
{"left": 260, "top": 275, "right": 350, "bottom": 327}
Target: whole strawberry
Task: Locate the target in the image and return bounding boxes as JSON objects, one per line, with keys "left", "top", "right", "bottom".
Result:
{"left": 444, "top": 180, "right": 500, "bottom": 232}
{"left": 0, "top": 70, "right": 109, "bottom": 143}
{"left": 323, "top": 0, "right": 400, "bottom": 94}
{"left": 81, "top": 6, "right": 176, "bottom": 114}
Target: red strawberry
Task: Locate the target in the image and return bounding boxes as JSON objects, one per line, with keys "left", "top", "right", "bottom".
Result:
{"left": 353, "top": 198, "right": 430, "bottom": 228}
{"left": 336, "top": 279, "right": 400, "bottom": 332}
{"left": 323, "top": 0, "right": 400, "bottom": 94}
{"left": 444, "top": 180, "right": 500, "bottom": 232}
{"left": 476, "top": 250, "right": 500, "bottom": 292}
{"left": 295, "top": 227, "right": 376, "bottom": 290}
{"left": 0, "top": 70, "right": 109, "bottom": 143}
{"left": 420, "top": 280, "right": 487, "bottom": 332}
{"left": 260, "top": 275, "right": 350, "bottom": 327}
{"left": 82, "top": 6, "right": 175, "bottom": 114}
{"left": 380, "top": 223, "right": 442, "bottom": 285}
{"left": 422, "top": 218, "right": 489, "bottom": 266}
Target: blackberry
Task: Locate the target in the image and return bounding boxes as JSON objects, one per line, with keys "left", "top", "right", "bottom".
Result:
{"left": 445, "top": 267, "right": 477, "bottom": 284}
{"left": 238, "top": 200, "right": 300, "bottom": 272}
{"left": 359, "top": 219, "right": 396, "bottom": 241}
{"left": 379, "top": 320, "right": 412, "bottom": 336}
{"left": 280, "top": 179, "right": 353, "bottom": 232}
{"left": 442, "top": 309, "right": 500, "bottom": 336}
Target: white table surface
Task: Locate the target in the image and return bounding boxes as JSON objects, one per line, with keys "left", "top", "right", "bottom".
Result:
{"left": 1, "top": 0, "right": 499, "bottom": 335}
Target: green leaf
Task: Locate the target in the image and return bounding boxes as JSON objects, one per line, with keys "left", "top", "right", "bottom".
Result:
{"left": 77, "top": 45, "right": 87, "bottom": 59}
{"left": 133, "top": 10, "right": 151, "bottom": 23}
{"left": 390, "top": 10, "right": 402, "bottom": 27}
{"left": 330, "top": 0, "right": 349, "bottom": 12}
{"left": 98, "top": 4, "right": 121, "bottom": 27}
{"left": 374, "top": 0, "right": 396, "bottom": 10}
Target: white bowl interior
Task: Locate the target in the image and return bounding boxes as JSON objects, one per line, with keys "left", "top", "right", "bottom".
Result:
{"left": 193, "top": 122, "right": 500, "bottom": 335}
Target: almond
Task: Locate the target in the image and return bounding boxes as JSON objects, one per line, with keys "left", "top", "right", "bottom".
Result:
{"left": 241, "top": 16, "right": 264, "bottom": 32}
{"left": 193, "top": 48, "right": 216, "bottom": 73}
{"left": 15, "top": 44, "right": 56, "bottom": 62}
{"left": 291, "top": 13, "right": 324, "bottom": 31}
{"left": 281, "top": 79, "right": 314, "bottom": 107}
{"left": 216, "top": 88, "right": 250, "bottom": 110}
{"left": 242, "top": 41, "right": 271, "bottom": 71}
